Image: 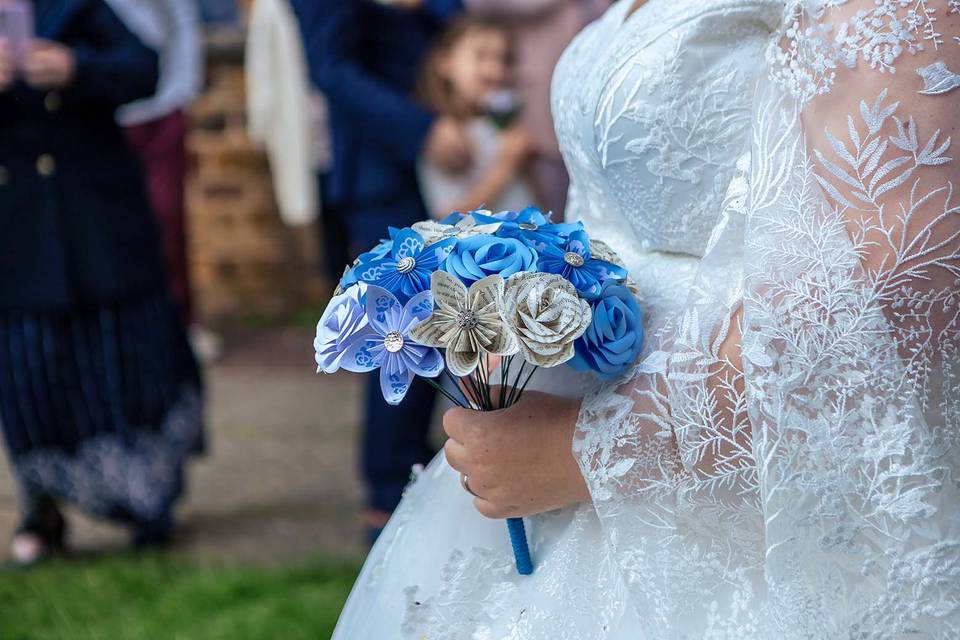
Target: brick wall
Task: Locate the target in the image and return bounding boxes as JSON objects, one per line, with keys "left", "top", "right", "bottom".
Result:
{"left": 186, "top": 32, "right": 328, "bottom": 323}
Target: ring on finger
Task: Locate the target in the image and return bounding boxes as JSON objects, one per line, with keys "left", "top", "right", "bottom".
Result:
{"left": 459, "top": 472, "right": 479, "bottom": 498}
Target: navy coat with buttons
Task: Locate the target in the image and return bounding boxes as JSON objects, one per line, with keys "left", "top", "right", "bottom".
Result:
{"left": 0, "top": 0, "right": 162, "bottom": 311}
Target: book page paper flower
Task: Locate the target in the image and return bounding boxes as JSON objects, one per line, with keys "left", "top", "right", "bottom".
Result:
{"left": 409, "top": 272, "right": 518, "bottom": 376}
{"left": 500, "top": 273, "right": 592, "bottom": 367}
{"left": 412, "top": 215, "right": 502, "bottom": 247}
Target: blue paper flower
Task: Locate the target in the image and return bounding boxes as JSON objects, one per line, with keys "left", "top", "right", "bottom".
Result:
{"left": 569, "top": 281, "right": 644, "bottom": 380}
{"left": 537, "top": 230, "right": 627, "bottom": 298}
{"left": 337, "top": 229, "right": 401, "bottom": 290}
{"left": 340, "top": 286, "right": 444, "bottom": 405}
{"left": 314, "top": 283, "right": 372, "bottom": 374}
{"left": 443, "top": 234, "right": 537, "bottom": 286}
{"left": 355, "top": 228, "right": 456, "bottom": 302}
{"left": 472, "top": 207, "right": 582, "bottom": 252}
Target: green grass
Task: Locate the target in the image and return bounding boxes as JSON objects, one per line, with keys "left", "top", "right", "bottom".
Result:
{"left": 0, "top": 554, "right": 359, "bottom": 640}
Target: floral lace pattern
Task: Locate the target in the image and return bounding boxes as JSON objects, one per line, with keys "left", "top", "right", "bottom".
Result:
{"left": 576, "top": 0, "right": 960, "bottom": 637}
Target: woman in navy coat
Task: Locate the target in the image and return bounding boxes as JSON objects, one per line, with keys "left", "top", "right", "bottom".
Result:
{"left": 0, "top": 0, "right": 204, "bottom": 565}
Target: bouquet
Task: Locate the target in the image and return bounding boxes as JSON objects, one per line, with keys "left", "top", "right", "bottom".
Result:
{"left": 315, "top": 207, "right": 645, "bottom": 575}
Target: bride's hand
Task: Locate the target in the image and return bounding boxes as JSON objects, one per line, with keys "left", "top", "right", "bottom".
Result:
{"left": 443, "top": 390, "right": 590, "bottom": 519}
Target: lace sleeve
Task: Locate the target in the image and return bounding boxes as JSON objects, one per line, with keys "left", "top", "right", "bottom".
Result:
{"left": 574, "top": 1, "right": 960, "bottom": 636}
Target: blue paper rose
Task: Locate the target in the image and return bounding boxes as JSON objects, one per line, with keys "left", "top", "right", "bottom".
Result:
{"left": 569, "top": 281, "right": 644, "bottom": 380}
{"left": 443, "top": 235, "right": 537, "bottom": 286}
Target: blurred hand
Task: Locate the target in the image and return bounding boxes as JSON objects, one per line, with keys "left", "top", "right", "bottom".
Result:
{"left": 424, "top": 116, "right": 474, "bottom": 175}
{"left": 383, "top": 0, "right": 422, "bottom": 7}
{"left": 23, "top": 40, "right": 75, "bottom": 90}
{"left": 0, "top": 39, "right": 13, "bottom": 92}
{"left": 498, "top": 126, "right": 537, "bottom": 169}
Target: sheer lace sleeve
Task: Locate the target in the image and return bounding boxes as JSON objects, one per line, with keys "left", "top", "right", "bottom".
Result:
{"left": 574, "top": 1, "right": 960, "bottom": 636}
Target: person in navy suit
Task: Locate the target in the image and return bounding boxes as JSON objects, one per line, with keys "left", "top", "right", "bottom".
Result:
{"left": 292, "top": 0, "right": 468, "bottom": 540}
{"left": 0, "top": 0, "right": 204, "bottom": 565}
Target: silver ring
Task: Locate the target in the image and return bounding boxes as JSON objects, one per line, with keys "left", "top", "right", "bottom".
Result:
{"left": 460, "top": 473, "right": 479, "bottom": 498}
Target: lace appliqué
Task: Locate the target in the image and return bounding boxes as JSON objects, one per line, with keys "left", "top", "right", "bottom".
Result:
{"left": 773, "top": 0, "right": 960, "bottom": 101}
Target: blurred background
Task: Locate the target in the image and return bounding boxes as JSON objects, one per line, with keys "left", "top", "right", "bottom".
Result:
{"left": 0, "top": 0, "right": 609, "bottom": 636}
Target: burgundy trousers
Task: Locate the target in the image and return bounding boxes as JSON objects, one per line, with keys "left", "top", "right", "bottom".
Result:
{"left": 124, "top": 110, "right": 193, "bottom": 323}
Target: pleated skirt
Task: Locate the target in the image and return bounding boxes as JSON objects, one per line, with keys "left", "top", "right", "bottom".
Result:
{"left": 0, "top": 295, "right": 204, "bottom": 523}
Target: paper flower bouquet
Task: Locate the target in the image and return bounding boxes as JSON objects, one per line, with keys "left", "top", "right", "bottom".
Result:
{"left": 314, "top": 207, "right": 645, "bottom": 575}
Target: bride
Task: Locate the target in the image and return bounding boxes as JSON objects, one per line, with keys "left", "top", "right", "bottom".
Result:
{"left": 333, "top": 0, "right": 960, "bottom": 637}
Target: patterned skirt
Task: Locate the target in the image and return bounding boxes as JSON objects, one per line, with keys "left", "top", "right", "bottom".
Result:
{"left": 0, "top": 295, "right": 204, "bottom": 524}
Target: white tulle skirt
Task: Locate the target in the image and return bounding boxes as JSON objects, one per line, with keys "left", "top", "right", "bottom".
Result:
{"left": 332, "top": 368, "right": 645, "bottom": 639}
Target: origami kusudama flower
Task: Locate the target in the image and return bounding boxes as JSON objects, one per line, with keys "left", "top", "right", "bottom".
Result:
{"left": 472, "top": 207, "right": 582, "bottom": 252}
{"left": 337, "top": 234, "right": 396, "bottom": 292}
{"left": 340, "top": 286, "right": 444, "bottom": 405}
{"left": 537, "top": 230, "right": 627, "bottom": 298}
{"left": 569, "top": 281, "right": 645, "bottom": 381}
{"left": 410, "top": 272, "right": 518, "bottom": 376}
{"left": 314, "top": 283, "right": 371, "bottom": 374}
{"left": 444, "top": 234, "right": 537, "bottom": 286}
{"left": 412, "top": 215, "right": 502, "bottom": 246}
{"left": 500, "top": 273, "right": 592, "bottom": 367}
{"left": 355, "top": 228, "right": 456, "bottom": 302}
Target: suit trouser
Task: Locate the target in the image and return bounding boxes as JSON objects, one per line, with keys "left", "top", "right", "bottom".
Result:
{"left": 323, "top": 196, "right": 438, "bottom": 513}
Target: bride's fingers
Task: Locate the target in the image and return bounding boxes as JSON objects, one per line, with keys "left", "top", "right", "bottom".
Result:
{"left": 474, "top": 497, "right": 520, "bottom": 520}
{"left": 443, "top": 437, "right": 471, "bottom": 474}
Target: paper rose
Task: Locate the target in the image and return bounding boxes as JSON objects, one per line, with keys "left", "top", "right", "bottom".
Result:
{"left": 339, "top": 286, "right": 444, "bottom": 405}
{"left": 314, "top": 283, "right": 372, "bottom": 373}
{"left": 409, "top": 272, "right": 518, "bottom": 376}
{"left": 443, "top": 235, "right": 537, "bottom": 286}
{"left": 537, "top": 230, "right": 627, "bottom": 298}
{"left": 569, "top": 281, "right": 645, "bottom": 380}
{"left": 473, "top": 207, "right": 582, "bottom": 252}
{"left": 355, "top": 228, "right": 456, "bottom": 302}
{"left": 500, "top": 272, "right": 592, "bottom": 367}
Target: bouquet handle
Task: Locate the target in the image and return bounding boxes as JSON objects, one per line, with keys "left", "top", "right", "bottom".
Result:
{"left": 506, "top": 517, "right": 533, "bottom": 575}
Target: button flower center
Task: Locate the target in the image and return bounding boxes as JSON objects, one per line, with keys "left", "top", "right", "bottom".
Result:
{"left": 396, "top": 257, "right": 417, "bottom": 273}
{"left": 384, "top": 331, "right": 405, "bottom": 353}
{"left": 564, "top": 252, "right": 585, "bottom": 267}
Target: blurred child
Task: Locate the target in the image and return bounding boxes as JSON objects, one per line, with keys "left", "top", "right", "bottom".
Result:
{"left": 417, "top": 15, "right": 539, "bottom": 218}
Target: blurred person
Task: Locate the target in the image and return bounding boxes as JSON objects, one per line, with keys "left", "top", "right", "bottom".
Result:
{"left": 0, "top": 0, "right": 204, "bottom": 566}
{"left": 291, "top": 0, "right": 466, "bottom": 542}
{"left": 465, "top": 0, "right": 607, "bottom": 217}
{"left": 417, "top": 15, "right": 538, "bottom": 218}
{"left": 106, "top": 0, "right": 202, "bottom": 326}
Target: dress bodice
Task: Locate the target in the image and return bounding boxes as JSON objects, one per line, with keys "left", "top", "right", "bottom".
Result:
{"left": 552, "top": 0, "right": 783, "bottom": 264}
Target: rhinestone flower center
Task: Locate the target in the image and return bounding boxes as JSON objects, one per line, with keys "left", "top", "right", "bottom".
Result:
{"left": 396, "top": 257, "right": 417, "bottom": 273}
{"left": 383, "top": 331, "right": 405, "bottom": 353}
{"left": 518, "top": 222, "right": 538, "bottom": 231}
{"left": 564, "top": 252, "right": 585, "bottom": 267}
{"left": 456, "top": 309, "right": 480, "bottom": 330}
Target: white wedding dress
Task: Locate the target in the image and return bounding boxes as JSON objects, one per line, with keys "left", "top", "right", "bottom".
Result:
{"left": 333, "top": 1, "right": 960, "bottom": 638}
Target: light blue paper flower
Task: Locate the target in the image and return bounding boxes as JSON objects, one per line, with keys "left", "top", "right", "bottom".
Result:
{"left": 340, "top": 286, "right": 444, "bottom": 405}
{"left": 569, "top": 281, "right": 644, "bottom": 380}
{"left": 472, "top": 207, "right": 582, "bottom": 252}
{"left": 442, "top": 234, "right": 537, "bottom": 286}
{"left": 537, "top": 230, "right": 627, "bottom": 298}
{"left": 314, "top": 283, "right": 372, "bottom": 374}
{"left": 355, "top": 228, "right": 456, "bottom": 302}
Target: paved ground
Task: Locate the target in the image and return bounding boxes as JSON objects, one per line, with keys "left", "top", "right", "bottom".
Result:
{"left": 0, "top": 326, "right": 373, "bottom": 565}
